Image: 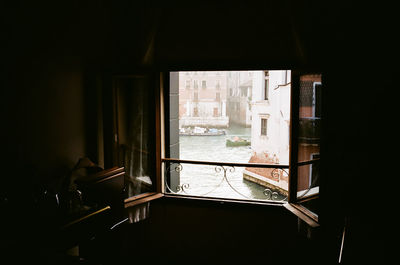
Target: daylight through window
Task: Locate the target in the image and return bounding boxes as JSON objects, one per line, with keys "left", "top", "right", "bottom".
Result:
{"left": 164, "top": 70, "right": 295, "bottom": 202}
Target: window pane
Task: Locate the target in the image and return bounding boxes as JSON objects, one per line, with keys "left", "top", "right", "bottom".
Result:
{"left": 297, "top": 163, "right": 320, "bottom": 198}
{"left": 264, "top": 73, "right": 269, "bottom": 100}
{"left": 168, "top": 70, "right": 291, "bottom": 201}
{"left": 296, "top": 74, "right": 322, "bottom": 201}
{"left": 261, "top": 118, "right": 267, "bottom": 136}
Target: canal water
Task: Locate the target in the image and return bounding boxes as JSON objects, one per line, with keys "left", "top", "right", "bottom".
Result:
{"left": 178, "top": 125, "right": 285, "bottom": 201}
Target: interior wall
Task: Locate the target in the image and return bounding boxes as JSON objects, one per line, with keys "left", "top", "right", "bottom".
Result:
{"left": 2, "top": 1, "right": 398, "bottom": 264}
{"left": 1, "top": 55, "right": 88, "bottom": 265}
{"left": 1, "top": 3, "right": 109, "bottom": 261}
{"left": 100, "top": 197, "right": 320, "bottom": 265}
{"left": 2, "top": 1, "right": 109, "bottom": 196}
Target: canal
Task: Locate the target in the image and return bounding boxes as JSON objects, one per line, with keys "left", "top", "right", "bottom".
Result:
{"left": 177, "top": 125, "right": 286, "bottom": 201}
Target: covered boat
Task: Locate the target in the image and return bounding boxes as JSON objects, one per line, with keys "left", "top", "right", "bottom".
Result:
{"left": 226, "top": 136, "right": 251, "bottom": 147}
{"left": 179, "top": 127, "right": 226, "bottom": 136}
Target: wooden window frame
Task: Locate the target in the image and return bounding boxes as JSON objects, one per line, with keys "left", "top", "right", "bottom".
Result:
{"left": 288, "top": 70, "right": 322, "bottom": 223}
{"left": 111, "top": 73, "right": 165, "bottom": 210}
{"left": 160, "top": 70, "right": 321, "bottom": 225}
{"left": 116, "top": 70, "right": 322, "bottom": 227}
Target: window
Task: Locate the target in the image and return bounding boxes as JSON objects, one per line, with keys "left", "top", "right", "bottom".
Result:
{"left": 186, "top": 80, "right": 191, "bottom": 89}
{"left": 264, "top": 71, "right": 269, "bottom": 100}
{"left": 114, "top": 70, "right": 322, "bottom": 225}
{"left": 290, "top": 73, "right": 323, "bottom": 222}
{"left": 112, "top": 74, "right": 163, "bottom": 211}
{"left": 194, "top": 80, "right": 198, "bottom": 89}
{"left": 241, "top": 87, "right": 248, "bottom": 97}
{"left": 213, "top": 107, "right": 218, "bottom": 117}
{"left": 202, "top": 80, "right": 207, "bottom": 89}
{"left": 164, "top": 70, "right": 293, "bottom": 203}
{"left": 261, "top": 118, "right": 267, "bottom": 136}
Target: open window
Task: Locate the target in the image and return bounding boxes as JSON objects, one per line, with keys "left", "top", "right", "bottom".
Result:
{"left": 111, "top": 70, "right": 323, "bottom": 224}
{"left": 162, "top": 70, "right": 322, "bottom": 223}
{"left": 112, "top": 74, "right": 163, "bottom": 208}
{"left": 164, "top": 70, "right": 291, "bottom": 203}
{"left": 288, "top": 72, "right": 323, "bottom": 223}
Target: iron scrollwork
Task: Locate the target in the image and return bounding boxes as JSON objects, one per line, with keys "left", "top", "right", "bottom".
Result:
{"left": 214, "top": 165, "right": 252, "bottom": 199}
{"left": 164, "top": 161, "right": 288, "bottom": 201}
{"left": 164, "top": 162, "right": 190, "bottom": 194}
{"left": 266, "top": 168, "right": 288, "bottom": 201}
{"left": 263, "top": 189, "right": 279, "bottom": 200}
{"left": 176, "top": 183, "right": 190, "bottom": 193}
{"left": 270, "top": 168, "right": 289, "bottom": 181}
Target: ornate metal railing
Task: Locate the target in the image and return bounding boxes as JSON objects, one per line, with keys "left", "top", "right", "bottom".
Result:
{"left": 162, "top": 158, "right": 289, "bottom": 202}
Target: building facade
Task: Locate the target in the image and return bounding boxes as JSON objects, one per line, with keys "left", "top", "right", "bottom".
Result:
{"left": 226, "top": 71, "right": 252, "bottom": 127}
{"left": 243, "top": 70, "right": 291, "bottom": 196}
{"left": 178, "top": 71, "right": 229, "bottom": 128}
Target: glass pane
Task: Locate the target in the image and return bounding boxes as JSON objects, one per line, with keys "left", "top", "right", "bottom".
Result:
{"left": 168, "top": 70, "right": 291, "bottom": 200}
{"left": 114, "top": 76, "right": 155, "bottom": 197}
{"left": 297, "top": 74, "right": 322, "bottom": 200}
{"left": 297, "top": 163, "right": 320, "bottom": 199}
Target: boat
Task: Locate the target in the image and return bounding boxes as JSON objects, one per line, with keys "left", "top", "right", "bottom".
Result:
{"left": 226, "top": 136, "right": 251, "bottom": 147}
{"left": 179, "top": 127, "right": 226, "bottom": 136}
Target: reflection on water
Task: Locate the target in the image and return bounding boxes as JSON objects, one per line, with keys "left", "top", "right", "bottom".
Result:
{"left": 179, "top": 125, "right": 285, "bottom": 201}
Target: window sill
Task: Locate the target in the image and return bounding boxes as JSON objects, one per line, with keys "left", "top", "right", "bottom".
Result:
{"left": 124, "top": 192, "right": 163, "bottom": 208}
{"left": 163, "top": 193, "right": 285, "bottom": 207}
{"left": 283, "top": 203, "right": 319, "bottom": 228}
{"left": 163, "top": 194, "right": 319, "bottom": 228}
{"left": 254, "top": 100, "right": 270, "bottom": 105}
{"left": 157, "top": 194, "right": 320, "bottom": 229}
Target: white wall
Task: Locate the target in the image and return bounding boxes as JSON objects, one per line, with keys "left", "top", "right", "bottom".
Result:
{"left": 250, "top": 70, "right": 291, "bottom": 164}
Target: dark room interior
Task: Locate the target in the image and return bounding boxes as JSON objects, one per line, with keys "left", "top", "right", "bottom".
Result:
{"left": 2, "top": 1, "right": 398, "bottom": 264}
